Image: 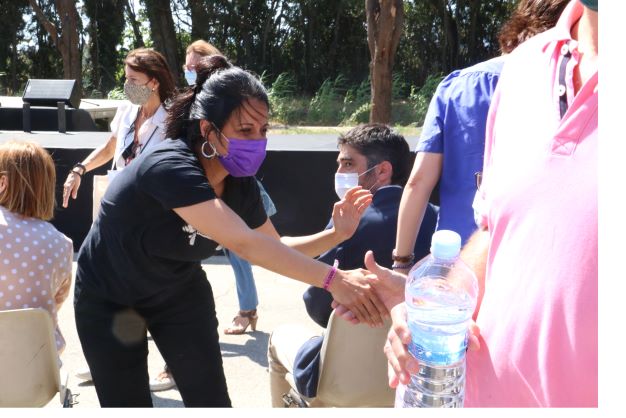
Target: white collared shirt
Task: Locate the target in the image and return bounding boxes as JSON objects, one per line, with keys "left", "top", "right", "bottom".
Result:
{"left": 110, "top": 101, "right": 168, "bottom": 170}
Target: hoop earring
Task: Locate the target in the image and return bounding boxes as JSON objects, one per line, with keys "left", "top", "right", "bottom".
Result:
{"left": 202, "top": 139, "right": 218, "bottom": 159}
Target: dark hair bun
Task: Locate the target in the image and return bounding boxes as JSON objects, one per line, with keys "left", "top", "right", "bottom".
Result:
{"left": 195, "top": 55, "right": 231, "bottom": 88}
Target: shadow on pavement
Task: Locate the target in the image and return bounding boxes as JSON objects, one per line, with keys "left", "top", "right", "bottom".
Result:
{"left": 152, "top": 394, "right": 185, "bottom": 408}
{"left": 220, "top": 331, "right": 270, "bottom": 368}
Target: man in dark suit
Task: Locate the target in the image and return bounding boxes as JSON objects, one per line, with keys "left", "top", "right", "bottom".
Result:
{"left": 268, "top": 124, "right": 438, "bottom": 406}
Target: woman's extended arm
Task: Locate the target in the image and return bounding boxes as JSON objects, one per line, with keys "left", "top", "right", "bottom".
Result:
{"left": 174, "top": 197, "right": 387, "bottom": 326}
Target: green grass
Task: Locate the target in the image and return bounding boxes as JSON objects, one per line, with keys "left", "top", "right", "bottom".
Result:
{"left": 269, "top": 124, "right": 422, "bottom": 137}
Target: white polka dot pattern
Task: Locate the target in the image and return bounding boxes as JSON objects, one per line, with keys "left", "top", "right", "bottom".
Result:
{"left": 0, "top": 206, "right": 73, "bottom": 354}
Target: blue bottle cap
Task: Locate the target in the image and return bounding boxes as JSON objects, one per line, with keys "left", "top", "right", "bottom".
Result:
{"left": 430, "top": 230, "right": 462, "bottom": 260}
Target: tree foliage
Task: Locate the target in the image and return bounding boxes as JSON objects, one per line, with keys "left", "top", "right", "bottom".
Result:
{"left": 83, "top": 0, "right": 126, "bottom": 95}
{"left": 0, "top": 0, "right": 29, "bottom": 94}
{"left": 28, "top": 0, "right": 83, "bottom": 93}
{"left": 1, "top": 0, "right": 517, "bottom": 114}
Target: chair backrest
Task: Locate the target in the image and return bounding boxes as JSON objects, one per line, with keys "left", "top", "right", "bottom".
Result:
{"left": 315, "top": 311, "right": 395, "bottom": 407}
{"left": 0, "top": 308, "right": 61, "bottom": 407}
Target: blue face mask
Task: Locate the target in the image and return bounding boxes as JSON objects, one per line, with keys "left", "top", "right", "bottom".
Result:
{"left": 579, "top": 0, "right": 598, "bottom": 11}
{"left": 184, "top": 69, "right": 197, "bottom": 85}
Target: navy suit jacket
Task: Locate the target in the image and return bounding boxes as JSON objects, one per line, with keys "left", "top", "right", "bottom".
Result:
{"left": 293, "top": 185, "right": 439, "bottom": 397}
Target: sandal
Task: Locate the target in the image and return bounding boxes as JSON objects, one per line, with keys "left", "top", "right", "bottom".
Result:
{"left": 75, "top": 367, "right": 92, "bottom": 382}
{"left": 223, "top": 309, "right": 258, "bottom": 335}
{"left": 149, "top": 365, "right": 176, "bottom": 392}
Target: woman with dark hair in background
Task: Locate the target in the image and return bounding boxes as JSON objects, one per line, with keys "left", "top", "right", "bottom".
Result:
{"left": 62, "top": 48, "right": 176, "bottom": 208}
{"left": 64, "top": 47, "right": 179, "bottom": 391}
{"left": 73, "top": 55, "right": 387, "bottom": 407}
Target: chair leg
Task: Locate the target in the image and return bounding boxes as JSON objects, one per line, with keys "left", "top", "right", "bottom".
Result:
{"left": 282, "top": 392, "right": 309, "bottom": 408}
{"left": 62, "top": 389, "right": 79, "bottom": 407}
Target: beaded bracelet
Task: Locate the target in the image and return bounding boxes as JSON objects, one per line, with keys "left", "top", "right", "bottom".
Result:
{"left": 392, "top": 249, "right": 414, "bottom": 264}
{"left": 323, "top": 259, "right": 339, "bottom": 290}
{"left": 392, "top": 261, "right": 414, "bottom": 270}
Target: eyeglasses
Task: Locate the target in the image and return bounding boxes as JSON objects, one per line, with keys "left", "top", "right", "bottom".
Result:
{"left": 474, "top": 171, "right": 483, "bottom": 191}
{"left": 122, "top": 124, "right": 140, "bottom": 165}
{"left": 122, "top": 140, "right": 142, "bottom": 165}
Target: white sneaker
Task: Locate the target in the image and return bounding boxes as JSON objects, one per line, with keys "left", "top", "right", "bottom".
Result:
{"left": 149, "top": 370, "right": 176, "bottom": 392}
{"left": 75, "top": 367, "right": 92, "bottom": 381}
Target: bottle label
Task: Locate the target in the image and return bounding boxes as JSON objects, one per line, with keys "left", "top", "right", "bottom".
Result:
{"left": 408, "top": 336, "right": 467, "bottom": 365}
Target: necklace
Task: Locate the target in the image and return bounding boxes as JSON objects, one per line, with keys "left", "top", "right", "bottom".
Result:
{"left": 140, "top": 105, "right": 157, "bottom": 120}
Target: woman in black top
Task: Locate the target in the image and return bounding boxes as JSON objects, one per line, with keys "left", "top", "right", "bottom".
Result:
{"left": 74, "top": 55, "right": 387, "bottom": 407}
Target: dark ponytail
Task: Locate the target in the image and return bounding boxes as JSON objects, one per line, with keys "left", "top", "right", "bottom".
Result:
{"left": 165, "top": 55, "right": 269, "bottom": 145}
{"left": 194, "top": 54, "right": 231, "bottom": 89}
{"left": 165, "top": 55, "right": 231, "bottom": 141}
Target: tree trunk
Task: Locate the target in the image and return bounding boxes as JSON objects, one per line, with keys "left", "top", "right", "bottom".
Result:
{"left": 29, "top": 0, "right": 83, "bottom": 95}
{"left": 261, "top": 0, "right": 281, "bottom": 68}
{"left": 328, "top": 0, "right": 345, "bottom": 75}
{"left": 84, "top": 0, "right": 125, "bottom": 94}
{"left": 428, "top": 0, "right": 458, "bottom": 73}
{"left": 144, "top": 0, "right": 180, "bottom": 79}
{"left": 304, "top": 3, "right": 315, "bottom": 91}
{"left": 123, "top": 0, "right": 145, "bottom": 48}
{"left": 10, "top": 39, "right": 18, "bottom": 94}
{"left": 466, "top": 0, "right": 481, "bottom": 66}
{"left": 189, "top": 0, "right": 210, "bottom": 42}
{"left": 366, "top": 0, "right": 404, "bottom": 124}
{"left": 87, "top": 3, "right": 101, "bottom": 93}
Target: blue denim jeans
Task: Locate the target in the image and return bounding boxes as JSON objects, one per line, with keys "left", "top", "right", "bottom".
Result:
{"left": 226, "top": 180, "right": 276, "bottom": 311}
{"left": 224, "top": 249, "right": 259, "bottom": 311}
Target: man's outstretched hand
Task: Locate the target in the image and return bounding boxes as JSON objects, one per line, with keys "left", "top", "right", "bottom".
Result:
{"left": 330, "top": 250, "right": 406, "bottom": 324}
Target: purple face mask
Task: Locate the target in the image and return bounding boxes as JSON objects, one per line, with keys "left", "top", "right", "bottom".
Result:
{"left": 218, "top": 136, "right": 268, "bottom": 177}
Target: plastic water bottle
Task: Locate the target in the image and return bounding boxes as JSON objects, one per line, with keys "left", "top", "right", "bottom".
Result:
{"left": 395, "top": 230, "right": 478, "bottom": 408}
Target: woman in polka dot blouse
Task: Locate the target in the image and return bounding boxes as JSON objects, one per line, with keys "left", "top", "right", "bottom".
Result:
{"left": 0, "top": 141, "right": 74, "bottom": 355}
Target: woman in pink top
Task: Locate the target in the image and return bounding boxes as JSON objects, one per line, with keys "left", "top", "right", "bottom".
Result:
{"left": 0, "top": 141, "right": 73, "bottom": 354}
{"left": 374, "top": 0, "right": 598, "bottom": 407}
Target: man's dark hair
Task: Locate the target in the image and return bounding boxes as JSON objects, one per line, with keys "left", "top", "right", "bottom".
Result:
{"left": 337, "top": 123, "right": 411, "bottom": 186}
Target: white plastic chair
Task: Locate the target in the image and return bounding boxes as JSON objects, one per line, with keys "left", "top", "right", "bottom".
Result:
{"left": 283, "top": 310, "right": 395, "bottom": 407}
{"left": 0, "top": 308, "right": 73, "bottom": 407}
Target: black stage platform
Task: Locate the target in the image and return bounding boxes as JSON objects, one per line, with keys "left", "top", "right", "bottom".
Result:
{"left": 1, "top": 130, "right": 427, "bottom": 251}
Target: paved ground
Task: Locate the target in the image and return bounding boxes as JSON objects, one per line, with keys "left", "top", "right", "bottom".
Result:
{"left": 50, "top": 255, "right": 322, "bottom": 408}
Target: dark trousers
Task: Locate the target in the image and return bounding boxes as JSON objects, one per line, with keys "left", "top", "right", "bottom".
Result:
{"left": 74, "top": 278, "right": 231, "bottom": 407}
